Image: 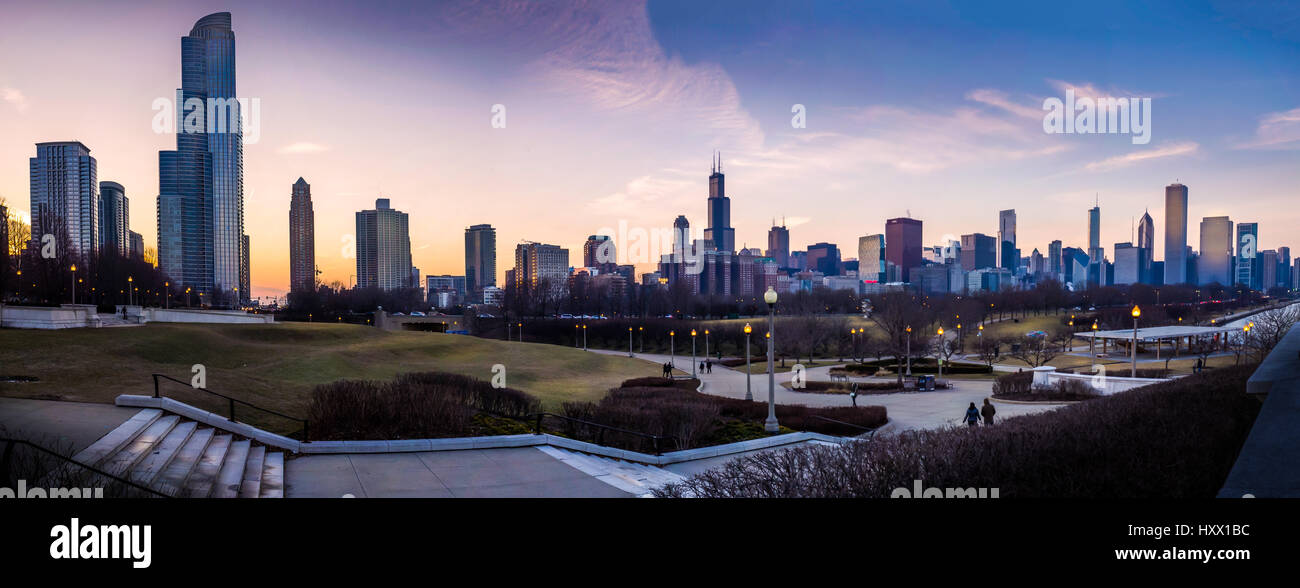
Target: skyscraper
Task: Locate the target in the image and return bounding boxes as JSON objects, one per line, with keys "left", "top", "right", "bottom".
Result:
{"left": 1137, "top": 210, "right": 1155, "bottom": 280}
{"left": 1261, "top": 250, "right": 1279, "bottom": 290}
{"left": 98, "top": 181, "right": 129, "bottom": 256}
{"left": 1236, "top": 222, "right": 1259, "bottom": 290}
{"left": 1087, "top": 203, "right": 1102, "bottom": 286}
{"left": 288, "top": 177, "right": 315, "bottom": 292}
{"left": 960, "top": 233, "right": 997, "bottom": 271}
{"left": 1197, "top": 216, "right": 1233, "bottom": 286}
{"left": 513, "top": 242, "right": 569, "bottom": 298}
{"left": 885, "top": 217, "right": 923, "bottom": 283}
{"left": 1048, "top": 240, "right": 1063, "bottom": 278}
{"left": 30, "top": 141, "right": 97, "bottom": 258}
{"left": 767, "top": 221, "right": 790, "bottom": 268}
{"left": 703, "top": 153, "right": 734, "bottom": 253}
{"left": 157, "top": 12, "right": 246, "bottom": 303}
{"left": 806, "top": 242, "right": 840, "bottom": 275}
{"left": 355, "top": 198, "right": 412, "bottom": 291}
{"left": 464, "top": 224, "right": 496, "bottom": 302}
{"left": 857, "top": 234, "right": 884, "bottom": 283}
{"left": 672, "top": 215, "right": 690, "bottom": 258}
{"left": 1164, "top": 183, "right": 1188, "bottom": 285}
{"left": 998, "top": 209, "right": 1017, "bottom": 271}
{"left": 583, "top": 235, "right": 615, "bottom": 267}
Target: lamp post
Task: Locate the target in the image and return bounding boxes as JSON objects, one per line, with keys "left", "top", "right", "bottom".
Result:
{"left": 763, "top": 287, "right": 779, "bottom": 433}
{"left": 690, "top": 329, "right": 698, "bottom": 377}
{"left": 128, "top": 276, "right": 134, "bottom": 306}
{"left": 905, "top": 326, "right": 913, "bottom": 377}
{"left": 574, "top": 324, "right": 579, "bottom": 348}
{"left": 1067, "top": 317, "right": 1075, "bottom": 351}
{"left": 956, "top": 323, "right": 963, "bottom": 355}
{"left": 670, "top": 330, "right": 676, "bottom": 373}
{"left": 70, "top": 264, "right": 77, "bottom": 304}
{"left": 517, "top": 322, "right": 523, "bottom": 341}
{"left": 164, "top": 281, "right": 169, "bottom": 309}
{"left": 936, "top": 326, "right": 945, "bottom": 379}
{"left": 627, "top": 327, "right": 633, "bottom": 357}
{"left": 1090, "top": 320, "right": 1099, "bottom": 372}
{"left": 1131, "top": 305, "right": 1141, "bottom": 377}
{"left": 638, "top": 326, "right": 644, "bottom": 353}
{"left": 582, "top": 324, "right": 588, "bottom": 351}
{"left": 744, "top": 323, "right": 753, "bottom": 401}
{"left": 850, "top": 327, "right": 857, "bottom": 363}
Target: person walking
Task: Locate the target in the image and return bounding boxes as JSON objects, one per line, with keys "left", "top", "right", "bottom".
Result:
{"left": 980, "top": 398, "right": 996, "bottom": 426}
{"left": 706, "top": 359, "right": 713, "bottom": 374}
{"left": 964, "top": 402, "right": 981, "bottom": 428}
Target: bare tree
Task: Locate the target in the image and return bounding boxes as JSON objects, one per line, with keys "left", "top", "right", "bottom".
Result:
{"left": 1243, "top": 305, "right": 1300, "bottom": 362}
{"left": 1007, "top": 331, "right": 1065, "bottom": 368}
{"left": 868, "top": 291, "right": 933, "bottom": 384}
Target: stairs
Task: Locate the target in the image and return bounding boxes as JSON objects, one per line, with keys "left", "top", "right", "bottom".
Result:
{"left": 536, "top": 446, "right": 685, "bottom": 497}
{"left": 71, "top": 408, "right": 284, "bottom": 498}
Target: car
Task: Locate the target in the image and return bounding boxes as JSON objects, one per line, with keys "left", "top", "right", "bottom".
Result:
{"left": 411, "top": 311, "right": 426, "bottom": 317}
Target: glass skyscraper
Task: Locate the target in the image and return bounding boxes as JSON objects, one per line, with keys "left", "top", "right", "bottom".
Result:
{"left": 289, "top": 178, "right": 315, "bottom": 292}
{"left": 464, "top": 224, "right": 497, "bottom": 302}
{"left": 704, "top": 154, "right": 734, "bottom": 253}
{"left": 98, "top": 181, "right": 129, "bottom": 256}
{"left": 157, "top": 12, "right": 246, "bottom": 304}
{"left": 30, "top": 141, "right": 98, "bottom": 258}
{"left": 356, "top": 199, "right": 412, "bottom": 291}
{"left": 1164, "top": 183, "right": 1189, "bottom": 285}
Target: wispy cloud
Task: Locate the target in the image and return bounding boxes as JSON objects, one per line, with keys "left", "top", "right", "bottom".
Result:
{"left": 2, "top": 87, "right": 28, "bottom": 113}
{"left": 966, "top": 88, "right": 1042, "bottom": 120}
{"left": 1083, "top": 141, "right": 1199, "bottom": 171}
{"left": 277, "top": 142, "right": 329, "bottom": 154}
{"left": 1234, "top": 106, "right": 1300, "bottom": 150}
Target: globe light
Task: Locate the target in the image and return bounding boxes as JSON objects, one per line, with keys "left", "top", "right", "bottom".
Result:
{"left": 763, "top": 286, "right": 778, "bottom": 305}
{"left": 744, "top": 323, "right": 752, "bottom": 335}
{"left": 1131, "top": 305, "right": 1141, "bottom": 318}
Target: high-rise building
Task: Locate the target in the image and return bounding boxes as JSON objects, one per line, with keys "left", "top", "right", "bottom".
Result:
{"left": 583, "top": 235, "right": 615, "bottom": 267}
{"left": 959, "top": 233, "right": 997, "bottom": 271}
{"left": 1279, "top": 247, "right": 1292, "bottom": 291}
{"left": 1164, "top": 183, "right": 1188, "bottom": 285}
{"left": 1236, "top": 222, "right": 1259, "bottom": 290}
{"left": 1087, "top": 204, "right": 1102, "bottom": 286}
{"left": 97, "top": 181, "right": 129, "bottom": 256}
{"left": 239, "top": 233, "right": 250, "bottom": 302}
{"left": 464, "top": 224, "right": 496, "bottom": 303}
{"left": 1048, "top": 240, "right": 1063, "bottom": 278}
{"left": 703, "top": 153, "right": 734, "bottom": 253}
{"left": 767, "top": 221, "right": 790, "bottom": 268}
{"left": 513, "top": 242, "right": 569, "bottom": 298}
{"left": 998, "top": 209, "right": 1017, "bottom": 271}
{"left": 288, "top": 178, "right": 315, "bottom": 292}
{"left": 30, "top": 141, "right": 98, "bottom": 258}
{"left": 157, "top": 12, "right": 246, "bottom": 302}
{"left": 1261, "top": 250, "right": 1279, "bottom": 290}
{"left": 355, "top": 198, "right": 412, "bottom": 291}
{"left": 129, "top": 231, "right": 144, "bottom": 261}
{"left": 1030, "top": 248, "right": 1045, "bottom": 276}
{"left": 1137, "top": 210, "right": 1155, "bottom": 280}
{"left": 1113, "top": 243, "right": 1145, "bottom": 285}
{"left": 806, "top": 242, "right": 840, "bottom": 276}
{"left": 1197, "top": 216, "right": 1233, "bottom": 286}
{"left": 885, "top": 217, "right": 923, "bottom": 282}
{"left": 857, "top": 234, "right": 885, "bottom": 283}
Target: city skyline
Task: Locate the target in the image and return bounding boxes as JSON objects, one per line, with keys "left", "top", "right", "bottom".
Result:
{"left": 1, "top": 1, "right": 1297, "bottom": 299}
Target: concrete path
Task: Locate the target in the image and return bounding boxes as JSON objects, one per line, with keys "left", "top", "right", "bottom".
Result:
{"left": 285, "top": 447, "right": 634, "bottom": 498}
{"left": 0, "top": 397, "right": 138, "bottom": 453}
{"left": 590, "top": 350, "right": 1062, "bottom": 431}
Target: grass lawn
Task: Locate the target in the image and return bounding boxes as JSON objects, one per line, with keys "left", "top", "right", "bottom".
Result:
{"left": 0, "top": 322, "right": 659, "bottom": 417}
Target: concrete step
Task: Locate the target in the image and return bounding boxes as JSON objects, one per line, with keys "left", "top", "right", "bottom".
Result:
{"left": 211, "top": 439, "right": 250, "bottom": 499}
{"left": 184, "top": 433, "right": 232, "bottom": 498}
{"left": 239, "top": 445, "right": 266, "bottom": 498}
{"left": 128, "top": 420, "right": 196, "bottom": 486}
{"left": 99, "top": 415, "right": 180, "bottom": 478}
{"left": 154, "top": 427, "right": 214, "bottom": 496}
{"left": 537, "top": 447, "right": 685, "bottom": 496}
{"left": 70, "top": 409, "right": 163, "bottom": 468}
{"left": 259, "top": 452, "right": 284, "bottom": 498}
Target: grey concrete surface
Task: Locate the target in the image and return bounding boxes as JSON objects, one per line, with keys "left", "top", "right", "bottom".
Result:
{"left": 0, "top": 397, "right": 138, "bottom": 453}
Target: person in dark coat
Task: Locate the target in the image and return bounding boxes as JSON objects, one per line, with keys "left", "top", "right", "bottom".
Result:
{"left": 980, "top": 398, "right": 996, "bottom": 425}
{"left": 964, "top": 402, "right": 981, "bottom": 427}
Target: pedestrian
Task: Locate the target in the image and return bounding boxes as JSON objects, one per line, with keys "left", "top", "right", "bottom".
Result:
{"left": 699, "top": 361, "right": 705, "bottom": 374}
{"left": 706, "top": 359, "right": 713, "bottom": 373}
{"left": 1195, "top": 358, "right": 1203, "bottom": 373}
{"left": 980, "top": 398, "right": 996, "bottom": 426}
{"left": 662, "top": 362, "right": 671, "bottom": 378}
{"left": 964, "top": 402, "right": 981, "bottom": 428}
{"left": 850, "top": 383, "right": 859, "bottom": 408}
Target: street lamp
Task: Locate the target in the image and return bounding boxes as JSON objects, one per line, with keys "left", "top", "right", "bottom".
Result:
{"left": 850, "top": 327, "right": 858, "bottom": 363}
{"left": 638, "top": 326, "right": 644, "bottom": 353}
{"left": 627, "top": 327, "right": 633, "bottom": 357}
{"left": 690, "top": 329, "right": 698, "bottom": 377}
{"left": 743, "top": 323, "right": 753, "bottom": 401}
{"left": 670, "top": 330, "right": 676, "bottom": 374}
{"left": 1091, "top": 320, "right": 1099, "bottom": 372}
{"left": 582, "top": 324, "right": 588, "bottom": 351}
{"left": 937, "top": 326, "right": 945, "bottom": 379}
{"left": 905, "top": 326, "right": 913, "bottom": 377}
{"left": 128, "top": 276, "right": 134, "bottom": 306}
{"left": 1131, "top": 305, "right": 1141, "bottom": 377}
{"left": 164, "top": 281, "right": 169, "bottom": 309}
{"left": 574, "top": 324, "right": 580, "bottom": 348}
{"left": 704, "top": 329, "right": 710, "bottom": 361}
{"left": 956, "top": 323, "right": 962, "bottom": 354}
{"left": 763, "top": 287, "right": 780, "bottom": 433}
{"left": 517, "top": 322, "right": 523, "bottom": 341}
{"left": 70, "top": 264, "right": 77, "bottom": 304}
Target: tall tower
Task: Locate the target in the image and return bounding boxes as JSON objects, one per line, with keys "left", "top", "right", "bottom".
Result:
{"left": 1164, "top": 183, "right": 1188, "bottom": 285}
{"left": 672, "top": 215, "right": 690, "bottom": 258}
{"left": 157, "top": 12, "right": 245, "bottom": 305}
{"left": 98, "top": 181, "right": 129, "bottom": 256}
{"left": 1087, "top": 202, "right": 1102, "bottom": 285}
{"left": 356, "top": 198, "right": 412, "bottom": 291}
{"left": 464, "top": 224, "right": 496, "bottom": 302}
{"left": 288, "top": 178, "right": 315, "bottom": 292}
{"left": 1137, "top": 209, "right": 1155, "bottom": 281}
{"left": 703, "top": 152, "right": 735, "bottom": 253}
{"left": 1197, "top": 216, "right": 1233, "bottom": 286}
{"left": 885, "top": 217, "right": 923, "bottom": 283}
{"left": 767, "top": 220, "right": 790, "bottom": 268}
{"left": 998, "top": 209, "right": 1017, "bottom": 272}
{"left": 30, "top": 141, "right": 98, "bottom": 258}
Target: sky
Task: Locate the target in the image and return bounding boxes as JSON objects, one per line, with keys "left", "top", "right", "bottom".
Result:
{"left": 1, "top": 0, "right": 1297, "bottom": 299}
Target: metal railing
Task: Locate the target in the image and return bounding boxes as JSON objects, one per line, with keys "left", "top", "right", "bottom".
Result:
{"left": 0, "top": 438, "right": 171, "bottom": 498}
{"left": 807, "top": 415, "right": 879, "bottom": 439}
{"left": 526, "top": 412, "right": 674, "bottom": 455}
{"left": 152, "top": 373, "right": 310, "bottom": 442}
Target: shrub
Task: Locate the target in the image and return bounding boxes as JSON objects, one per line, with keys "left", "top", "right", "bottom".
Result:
{"left": 991, "top": 371, "right": 1033, "bottom": 397}
{"left": 655, "top": 365, "right": 1261, "bottom": 498}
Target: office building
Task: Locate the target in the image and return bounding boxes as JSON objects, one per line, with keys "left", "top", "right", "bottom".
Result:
{"left": 465, "top": 224, "right": 496, "bottom": 302}
{"left": 959, "top": 233, "right": 997, "bottom": 271}
{"left": 1261, "top": 250, "right": 1279, "bottom": 290}
{"left": 129, "top": 231, "right": 144, "bottom": 261}
{"left": 98, "top": 181, "right": 129, "bottom": 256}
{"left": 998, "top": 209, "right": 1018, "bottom": 271}
{"left": 1137, "top": 210, "right": 1155, "bottom": 282}
{"left": 1236, "top": 222, "right": 1259, "bottom": 290}
{"left": 355, "top": 198, "right": 412, "bottom": 290}
{"left": 806, "top": 242, "right": 840, "bottom": 276}
{"left": 703, "top": 153, "right": 734, "bottom": 253}
{"left": 1048, "top": 240, "right": 1063, "bottom": 279}
{"left": 858, "top": 234, "right": 885, "bottom": 283}
{"left": 583, "top": 235, "right": 615, "bottom": 267}
{"left": 885, "top": 217, "right": 923, "bottom": 282}
{"left": 514, "top": 242, "right": 569, "bottom": 298}
{"left": 1197, "top": 216, "right": 1233, "bottom": 286}
{"left": 1113, "top": 243, "right": 1145, "bottom": 285}
{"left": 1164, "top": 183, "right": 1188, "bottom": 285}
{"left": 288, "top": 177, "right": 315, "bottom": 292}
{"left": 767, "top": 221, "right": 790, "bottom": 268}
{"left": 30, "top": 141, "right": 98, "bottom": 258}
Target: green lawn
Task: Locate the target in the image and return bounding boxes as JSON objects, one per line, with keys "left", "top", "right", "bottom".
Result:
{"left": 0, "top": 322, "right": 659, "bottom": 417}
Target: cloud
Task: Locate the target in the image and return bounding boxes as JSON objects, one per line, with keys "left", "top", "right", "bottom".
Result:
{"left": 1234, "top": 106, "right": 1300, "bottom": 150}
{"left": 966, "top": 88, "right": 1042, "bottom": 120}
{"left": 589, "top": 172, "right": 696, "bottom": 216}
{"left": 1045, "top": 79, "right": 1159, "bottom": 100}
{"left": 277, "top": 142, "right": 329, "bottom": 154}
{"left": 1083, "top": 141, "right": 1199, "bottom": 171}
{"left": 2, "top": 87, "right": 28, "bottom": 113}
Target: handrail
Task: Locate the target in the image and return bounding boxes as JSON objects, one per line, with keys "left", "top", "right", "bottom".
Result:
{"left": 526, "top": 412, "right": 674, "bottom": 455}
{"left": 0, "top": 438, "right": 171, "bottom": 498}
{"left": 152, "top": 373, "right": 310, "bottom": 442}
{"left": 807, "top": 415, "right": 878, "bottom": 438}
